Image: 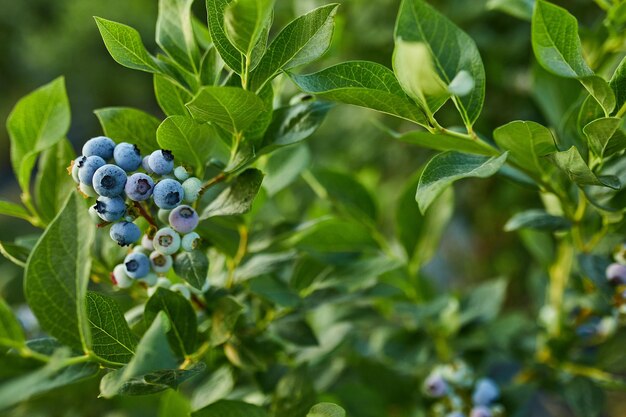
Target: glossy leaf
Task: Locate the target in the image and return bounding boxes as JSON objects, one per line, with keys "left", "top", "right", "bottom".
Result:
{"left": 173, "top": 250, "right": 209, "bottom": 290}
{"left": 24, "top": 193, "right": 94, "bottom": 351}
{"left": 224, "top": 0, "right": 274, "bottom": 59}
{"left": 35, "top": 139, "right": 76, "bottom": 224}
{"left": 95, "top": 107, "right": 161, "bottom": 153}
{"left": 157, "top": 0, "right": 200, "bottom": 73}
{"left": 200, "top": 169, "right": 264, "bottom": 219}
{"left": 206, "top": 0, "right": 244, "bottom": 72}
{"left": 504, "top": 209, "right": 572, "bottom": 232}
{"left": 610, "top": 55, "right": 626, "bottom": 115}
{"left": 145, "top": 288, "right": 197, "bottom": 357}
{"left": 154, "top": 74, "right": 193, "bottom": 116}
{"left": 416, "top": 151, "right": 508, "bottom": 213}
{"left": 398, "top": 130, "right": 496, "bottom": 156}
{"left": 583, "top": 117, "right": 626, "bottom": 158}
{"left": 547, "top": 146, "right": 620, "bottom": 189}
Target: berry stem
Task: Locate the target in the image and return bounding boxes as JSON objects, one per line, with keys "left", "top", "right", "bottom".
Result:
{"left": 198, "top": 172, "right": 227, "bottom": 197}
{"left": 133, "top": 201, "right": 157, "bottom": 228}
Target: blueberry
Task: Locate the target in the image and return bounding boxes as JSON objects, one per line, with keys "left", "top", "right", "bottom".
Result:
{"left": 182, "top": 177, "right": 202, "bottom": 203}
{"left": 153, "top": 227, "right": 181, "bottom": 255}
{"left": 94, "top": 196, "right": 126, "bottom": 222}
{"left": 424, "top": 372, "right": 447, "bottom": 398}
{"left": 124, "top": 252, "right": 150, "bottom": 279}
{"left": 148, "top": 150, "right": 175, "bottom": 175}
{"left": 472, "top": 378, "right": 499, "bottom": 406}
{"left": 170, "top": 283, "right": 191, "bottom": 299}
{"left": 93, "top": 164, "right": 127, "bottom": 197}
{"left": 606, "top": 263, "right": 626, "bottom": 285}
{"left": 149, "top": 251, "right": 173, "bottom": 273}
{"left": 168, "top": 205, "right": 199, "bottom": 234}
{"left": 82, "top": 136, "right": 116, "bottom": 160}
{"left": 181, "top": 232, "right": 201, "bottom": 252}
{"left": 142, "top": 155, "right": 154, "bottom": 174}
{"left": 125, "top": 173, "right": 155, "bottom": 201}
{"left": 109, "top": 221, "right": 141, "bottom": 246}
{"left": 174, "top": 166, "right": 191, "bottom": 181}
{"left": 469, "top": 406, "right": 492, "bottom": 417}
{"left": 78, "top": 155, "right": 106, "bottom": 185}
{"left": 141, "top": 234, "right": 154, "bottom": 251}
{"left": 153, "top": 179, "right": 184, "bottom": 209}
{"left": 79, "top": 182, "right": 98, "bottom": 198}
{"left": 112, "top": 264, "right": 133, "bottom": 288}
{"left": 113, "top": 142, "right": 142, "bottom": 171}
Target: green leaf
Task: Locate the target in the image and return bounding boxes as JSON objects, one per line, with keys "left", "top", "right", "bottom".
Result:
{"left": 397, "top": 130, "right": 496, "bottom": 156}
{"left": 531, "top": 0, "right": 615, "bottom": 114}
{"left": 493, "top": 121, "right": 557, "bottom": 179}
{"left": 487, "top": 0, "right": 534, "bottom": 20}
{"left": 174, "top": 250, "right": 209, "bottom": 290}
{"left": 563, "top": 377, "right": 604, "bottom": 417}
{"left": 206, "top": 0, "right": 244, "bottom": 73}
{"left": 583, "top": 117, "right": 626, "bottom": 158}
{"left": 270, "top": 314, "right": 318, "bottom": 347}
{"left": 190, "top": 366, "right": 235, "bottom": 411}
{"left": 86, "top": 292, "right": 137, "bottom": 365}
{"left": 94, "top": 107, "right": 161, "bottom": 153}
{"left": 0, "top": 201, "right": 32, "bottom": 223}
{"left": 416, "top": 151, "right": 508, "bottom": 213}
{"left": 0, "top": 298, "right": 24, "bottom": 350}
{"left": 24, "top": 193, "right": 94, "bottom": 351}
{"left": 7, "top": 77, "right": 70, "bottom": 193}
{"left": 289, "top": 61, "right": 428, "bottom": 126}
{"left": 307, "top": 403, "right": 346, "bottom": 417}
{"left": 272, "top": 370, "right": 316, "bottom": 417}
{"left": 460, "top": 279, "right": 508, "bottom": 324}
{"left": 154, "top": 74, "right": 193, "bottom": 116}
{"left": 312, "top": 168, "right": 377, "bottom": 220}
{"left": 395, "top": 0, "right": 486, "bottom": 126}
{"left": 249, "top": 4, "right": 339, "bottom": 92}
{"left": 504, "top": 209, "right": 572, "bottom": 232}
{"left": 193, "top": 400, "right": 268, "bottom": 417}
{"left": 115, "top": 363, "right": 205, "bottom": 396}
{"left": 547, "top": 146, "right": 620, "bottom": 189}
{"left": 289, "top": 217, "right": 378, "bottom": 253}
{"left": 145, "top": 288, "right": 197, "bottom": 357}
{"left": 157, "top": 116, "right": 228, "bottom": 175}
{"left": 100, "top": 312, "right": 178, "bottom": 398}
{"left": 200, "top": 47, "right": 223, "bottom": 86}
{"left": 610, "top": 56, "right": 626, "bottom": 115}
{"left": 263, "top": 145, "right": 311, "bottom": 196}
{"left": 200, "top": 169, "right": 264, "bottom": 219}
{"left": 186, "top": 86, "right": 265, "bottom": 134}
{"left": 0, "top": 241, "right": 30, "bottom": 268}
{"left": 224, "top": 0, "right": 274, "bottom": 59}
{"left": 160, "top": 389, "right": 192, "bottom": 417}
{"left": 157, "top": 0, "right": 201, "bottom": 73}
{"left": 35, "top": 138, "right": 76, "bottom": 224}
{"left": 94, "top": 17, "right": 160, "bottom": 73}
{"left": 260, "top": 101, "right": 331, "bottom": 152}
{"left": 210, "top": 297, "right": 243, "bottom": 346}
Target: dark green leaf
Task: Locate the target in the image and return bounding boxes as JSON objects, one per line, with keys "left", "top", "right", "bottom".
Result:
{"left": 174, "top": 250, "right": 209, "bottom": 290}
{"left": 270, "top": 314, "right": 318, "bottom": 346}
{"left": 0, "top": 241, "right": 30, "bottom": 267}
{"left": 206, "top": 0, "right": 244, "bottom": 73}
{"left": 200, "top": 169, "right": 264, "bottom": 219}
{"left": 272, "top": 370, "right": 316, "bottom": 417}
{"left": 154, "top": 74, "right": 193, "bottom": 116}
{"left": 190, "top": 366, "right": 235, "bottom": 411}
{"left": 308, "top": 403, "right": 346, "bottom": 417}
{"left": 288, "top": 217, "right": 377, "bottom": 253}
{"left": 145, "top": 288, "right": 197, "bottom": 357}
{"left": 583, "top": 117, "right": 626, "bottom": 158}
{"left": 94, "top": 107, "right": 161, "bottom": 153}
{"left": 193, "top": 400, "right": 268, "bottom": 417}
{"left": 261, "top": 101, "right": 331, "bottom": 152}
{"left": 210, "top": 296, "right": 243, "bottom": 346}
{"left": 312, "top": 168, "right": 377, "bottom": 220}
{"left": 157, "top": 0, "right": 201, "bottom": 73}
{"left": 115, "top": 362, "right": 205, "bottom": 396}
{"left": 24, "top": 193, "right": 94, "bottom": 351}
{"left": 263, "top": 145, "right": 311, "bottom": 196}
{"left": 563, "top": 377, "right": 604, "bottom": 417}
{"left": 504, "top": 209, "right": 572, "bottom": 232}
{"left": 416, "top": 151, "right": 507, "bottom": 213}
{"left": 35, "top": 138, "right": 76, "bottom": 224}
{"left": 547, "top": 146, "right": 620, "bottom": 189}
{"left": 0, "top": 298, "right": 24, "bottom": 350}
{"left": 610, "top": 55, "right": 626, "bottom": 115}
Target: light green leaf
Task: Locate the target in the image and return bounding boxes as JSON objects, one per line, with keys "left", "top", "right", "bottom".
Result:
{"left": 249, "top": 4, "right": 339, "bottom": 92}
{"left": 547, "top": 146, "right": 620, "bottom": 189}
{"left": 160, "top": 389, "right": 192, "bottom": 417}
{"left": 200, "top": 47, "right": 223, "bottom": 86}
{"left": 24, "top": 193, "right": 94, "bottom": 351}
{"left": 35, "top": 138, "right": 76, "bottom": 224}
{"left": 206, "top": 0, "right": 244, "bottom": 73}
{"left": 290, "top": 61, "right": 428, "bottom": 126}
{"left": 94, "top": 17, "right": 160, "bottom": 73}
{"left": 210, "top": 297, "right": 243, "bottom": 346}
{"left": 493, "top": 120, "right": 557, "bottom": 179}
{"left": 395, "top": 0, "right": 486, "bottom": 126}
{"left": 531, "top": 0, "right": 615, "bottom": 114}
{"left": 0, "top": 201, "right": 32, "bottom": 223}
{"left": 190, "top": 366, "right": 235, "bottom": 411}
{"left": 7, "top": 77, "right": 70, "bottom": 193}
{"left": 173, "top": 250, "right": 209, "bottom": 290}
{"left": 288, "top": 217, "right": 378, "bottom": 253}
{"left": 416, "top": 151, "right": 508, "bottom": 213}
{"left": 86, "top": 292, "right": 137, "bottom": 365}
{"left": 154, "top": 74, "right": 193, "bottom": 116}
{"left": 145, "top": 288, "right": 197, "bottom": 357}
{"left": 193, "top": 400, "right": 268, "bottom": 417}
{"left": 100, "top": 312, "right": 178, "bottom": 398}
{"left": 460, "top": 279, "right": 508, "bottom": 324}
{"left": 224, "top": 0, "right": 274, "bottom": 59}
{"left": 263, "top": 145, "right": 311, "bottom": 196}
{"left": 610, "top": 56, "right": 626, "bottom": 115}
{"left": 398, "top": 130, "right": 496, "bottom": 156}
{"left": 307, "top": 403, "right": 346, "bottom": 417}
{"left": 157, "top": 0, "right": 201, "bottom": 73}
{"left": 200, "top": 169, "right": 264, "bottom": 219}
{"left": 94, "top": 107, "right": 161, "bottom": 153}
{"left": 583, "top": 117, "right": 626, "bottom": 158}
{"left": 186, "top": 86, "right": 265, "bottom": 134}
{"left": 0, "top": 298, "right": 24, "bottom": 350}
{"left": 504, "top": 209, "right": 572, "bottom": 232}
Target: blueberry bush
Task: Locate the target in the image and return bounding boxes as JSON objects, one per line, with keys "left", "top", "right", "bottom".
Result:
{"left": 1, "top": 0, "right": 626, "bottom": 416}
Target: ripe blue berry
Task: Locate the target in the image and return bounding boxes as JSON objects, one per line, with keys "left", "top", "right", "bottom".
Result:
{"left": 606, "top": 263, "right": 626, "bottom": 285}
{"left": 94, "top": 196, "right": 126, "bottom": 222}
{"left": 125, "top": 173, "right": 155, "bottom": 201}
{"left": 169, "top": 205, "right": 199, "bottom": 234}
{"left": 153, "top": 227, "right": 181, "bottom": 255}
{"left": 93, "top": 164, "right": 127, "bottom": 197}
{"left": 153, "top": 179, "right": 184, "bottom": 209}
{"left": 82, "top": 136, "right": 115, "bottom": 160}
{"left": 174, "top": 166, "right": 190, "bottom": 181}
{"left": 124, "top": 252, "right": 150, "bottom": 279}
{"left": 142, "top": 156, "right": 154, "bottom": 174}
{"left": 472, "top": 378, "right": 499, "bottom": 406}
{"left": 149, "top": 251, "right": 173, "bottom": 273}
{"left": 469, "top": 406, "right": 492, "bottom": 417}
{"left": 424, "top": 372, "right": 447, "bottom": 398}
{"left": 181, "top": 232, "right": 201, "bottom": 252}
{"left": 182, "top": 177, "right": 202, "bottom": 203}
{"left": 148, "top": 150, "right": 175, "bottom": 175}
{"left": 110, "top": 221, "right": 141, "bottom": 246}
{"left": 113, "top": 142, "right": 142, "bottom": 171}
{"left": 78, "top": 155, "right": 106, "bottom": 185}
{"left": 112, "top": 264, "right": 133, "bottom": 288}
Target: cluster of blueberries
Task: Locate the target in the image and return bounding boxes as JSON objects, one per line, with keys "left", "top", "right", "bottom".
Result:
{"left": 423, "top": 361, "right": 503, "bottom": 417}
{"left": 71, "top": 136, "right": 205, "bottom": 297}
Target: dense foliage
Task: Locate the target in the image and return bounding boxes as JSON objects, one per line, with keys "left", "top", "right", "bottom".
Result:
{"left": 1, "top": 0, "right": 626, "bottom": 416}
